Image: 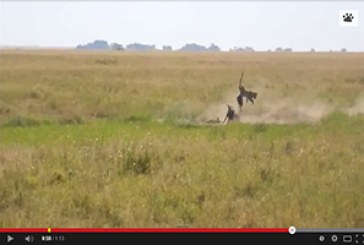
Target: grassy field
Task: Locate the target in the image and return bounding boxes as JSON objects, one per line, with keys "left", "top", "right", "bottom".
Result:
{"left": 0, "top": 50, "right": 364, "bottom": 228}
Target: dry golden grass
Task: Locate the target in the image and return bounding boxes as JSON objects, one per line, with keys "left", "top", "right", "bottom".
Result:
{"left": 1, "top": 50, "right": 363, "bottom": 124}
{"left": 0, "top": 50, "right": 363, "bottom": 228}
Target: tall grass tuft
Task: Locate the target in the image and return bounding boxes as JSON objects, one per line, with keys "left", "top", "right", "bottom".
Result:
{"left": 122, "top": 143, "right": 152, "bottom": 175}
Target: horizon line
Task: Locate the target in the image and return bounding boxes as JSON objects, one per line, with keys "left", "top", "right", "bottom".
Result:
{"left": 0, "top": 45, "right": 362, "bottom": 52}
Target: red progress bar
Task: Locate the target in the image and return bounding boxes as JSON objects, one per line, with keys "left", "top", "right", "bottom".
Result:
{"left": 0, "top": 228, "right": 288, "bottom": 233}
{"left": 0, "top": 228, "right": 47, "bottom": 233}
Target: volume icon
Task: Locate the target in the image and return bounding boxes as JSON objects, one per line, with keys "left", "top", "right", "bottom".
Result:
{"left": 25, "top": 235, "right": 34, "bottom": 243}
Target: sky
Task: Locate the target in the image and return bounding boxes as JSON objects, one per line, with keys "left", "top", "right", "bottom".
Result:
{"left": 0, "top": 1, "right": 363, "bottom": 51}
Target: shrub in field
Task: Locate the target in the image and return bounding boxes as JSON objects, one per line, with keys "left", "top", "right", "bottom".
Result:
{"left": 122, "top": 144, "right": 152, "bottom": 175}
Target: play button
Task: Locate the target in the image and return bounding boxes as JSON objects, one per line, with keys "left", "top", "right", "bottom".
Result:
{"left": 7, "top": 235, "right": 14, "bottom": 243}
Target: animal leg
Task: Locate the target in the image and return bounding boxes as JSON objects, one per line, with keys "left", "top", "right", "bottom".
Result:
{"left": 237, "top": 95, "right": 243, "bottom": 109}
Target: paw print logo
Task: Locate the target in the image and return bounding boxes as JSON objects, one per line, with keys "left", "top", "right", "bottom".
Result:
{"left": 343, "top": 13, "right": 354, "bottom": 22}
{"left": 339, "top": 10, "right": 358, "bottom": 27}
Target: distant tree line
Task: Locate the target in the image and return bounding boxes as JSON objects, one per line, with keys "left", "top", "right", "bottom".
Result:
{"left": 76, "top": 40, "right": 348, "bottom": 52}
{"left": 76, "top": 40, "right": 222, "bottom": 52}
{"left": 229, "top": 46, "right": 255, "bottom": 52}
{"left": 76, "top": 40, "right": 109, "bottom": 50}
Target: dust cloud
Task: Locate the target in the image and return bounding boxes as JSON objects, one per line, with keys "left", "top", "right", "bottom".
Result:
{"left": 345, "top": 94, "right": 364, "bottom": 116}
{"left": 198, "top": 90, "right": 363, "bottom": 125}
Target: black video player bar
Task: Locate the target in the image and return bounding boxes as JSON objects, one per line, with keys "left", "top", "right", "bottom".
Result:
{"left": 1, "top": 228, "right": 363, "bottom": 245}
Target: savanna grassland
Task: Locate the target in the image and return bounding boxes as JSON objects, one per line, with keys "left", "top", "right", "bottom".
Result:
{"left": 0, "top": 50, "right": 364, "bottom": 228}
